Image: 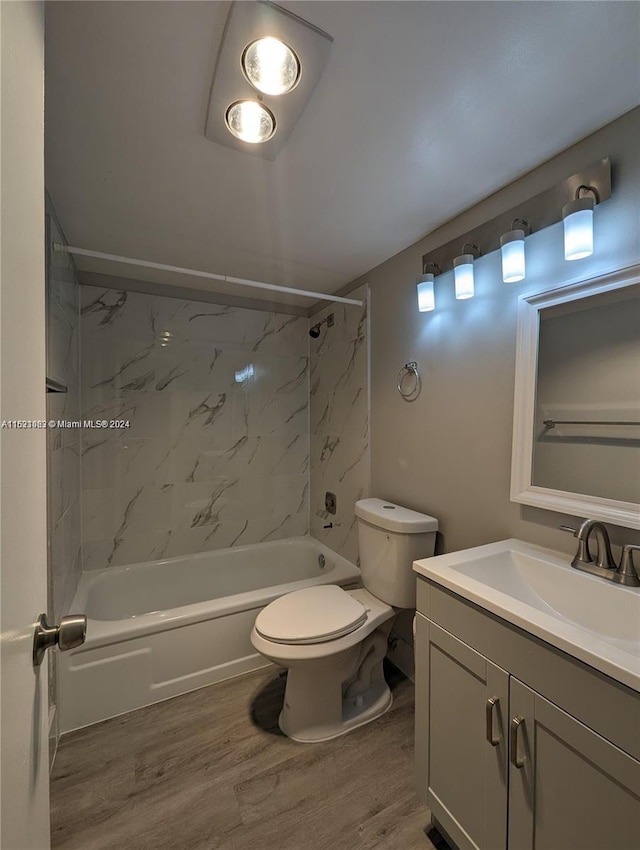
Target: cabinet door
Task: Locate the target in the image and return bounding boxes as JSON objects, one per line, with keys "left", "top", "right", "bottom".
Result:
{"left": 415, "top": 616, "right": 509, "bottom": 850}
{"left": 509, "top": 678, "right": 640, "bottom": 850}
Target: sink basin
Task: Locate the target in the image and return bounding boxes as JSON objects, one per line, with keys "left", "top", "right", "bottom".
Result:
{"left": 413, "top": 539, "right": 640, "bottom": 691}
{"left": 451, "top": 548, "right": 640, "bottom": 643}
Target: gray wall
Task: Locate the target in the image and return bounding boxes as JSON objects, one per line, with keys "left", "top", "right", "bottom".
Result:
{"left": 345, "top": 106, "right": 640, "bottom": 559}
{"left": 79, "top": 288, "right": 310, "bottom": 569}
{"left": 309, "top": 285, "right": 370, "bottom": 564}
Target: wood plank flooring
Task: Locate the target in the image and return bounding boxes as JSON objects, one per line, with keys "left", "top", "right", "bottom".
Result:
{"left": 51, "top": 665, "right": 446, "bottom": 850}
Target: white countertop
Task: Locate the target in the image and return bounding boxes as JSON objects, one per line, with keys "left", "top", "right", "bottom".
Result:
{"left": 414, "top": 538, "right": 640, "bottom": 692}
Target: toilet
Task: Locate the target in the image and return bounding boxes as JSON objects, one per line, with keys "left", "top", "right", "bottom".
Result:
{"left": 250, "top": 498, "right": 438, "bottom": 742}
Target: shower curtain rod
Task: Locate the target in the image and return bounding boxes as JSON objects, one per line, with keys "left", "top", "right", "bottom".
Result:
{"left": 53, "top": 244, "right": 363, "bottom": 307}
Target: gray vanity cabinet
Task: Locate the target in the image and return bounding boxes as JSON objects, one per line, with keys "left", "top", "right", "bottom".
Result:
{"left": 508, "top": 678, "right": 640, "bottom": 850}
{"left": 414, "top": 615, "right": 508, "bottom": 850}
{"left": 415, "top": 582, "right": 640, "bottom": 850}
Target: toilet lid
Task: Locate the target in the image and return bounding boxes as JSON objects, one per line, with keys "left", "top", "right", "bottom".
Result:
{"left": 255, "top": 585, "right": 368, "bottom": 645}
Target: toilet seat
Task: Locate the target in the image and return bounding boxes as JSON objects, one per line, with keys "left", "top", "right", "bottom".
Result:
{"left": 255, "top": 585, "right": 368, "bottom": 645}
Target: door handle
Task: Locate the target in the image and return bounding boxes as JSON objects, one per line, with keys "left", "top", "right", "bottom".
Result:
{"left": 510, "top": 715, "right": 526, "bottom": 769}
{"left": 485, "top": 696, "right": 500, "bottom": 746}
{"left": 33, "top": 613, "right": 86, "bottom": 667}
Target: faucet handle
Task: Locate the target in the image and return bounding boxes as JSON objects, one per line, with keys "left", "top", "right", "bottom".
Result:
{"left": 562, "top": 519, "right": 603, "bottom": 566}
{"left": 615, "top": 545, "right": 640, "bottom": 587}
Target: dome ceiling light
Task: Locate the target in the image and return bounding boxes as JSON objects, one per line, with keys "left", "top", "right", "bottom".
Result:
{"left": 225, "top": 100, "right": 276, "bottom": 144}
{"left": 206, "top": 1, "right": 333, "bottom": 159}
{"left": 242, "top": 36, "right": 300, "bottom": 96}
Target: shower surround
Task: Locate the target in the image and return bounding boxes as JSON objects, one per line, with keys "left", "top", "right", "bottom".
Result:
{"left": 309, "top": 285, "right": 370, "bottom": 564}
{"left": 80, "top": 288, "right": 310, "bottom": 569}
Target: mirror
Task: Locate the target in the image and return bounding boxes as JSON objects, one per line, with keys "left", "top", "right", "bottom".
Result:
{"left": 511, "top": 265, "right": 640, "bottom": 529}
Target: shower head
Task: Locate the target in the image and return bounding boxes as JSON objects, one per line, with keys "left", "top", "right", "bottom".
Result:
{"left": 308, "top": 313, "right": 334, "bottom": 339}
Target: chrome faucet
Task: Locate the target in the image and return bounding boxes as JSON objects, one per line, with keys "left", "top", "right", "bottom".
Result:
{"left": 575, "top": 520, "right": 615, "bottom": 570}
{"left": 617, "top": 545, "right": 640, "bottom": 586}
{"left": 561, "top": 520, "right": 640, "bottom": 586}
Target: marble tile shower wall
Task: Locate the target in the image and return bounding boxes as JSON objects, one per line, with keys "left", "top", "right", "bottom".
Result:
{"left": 47, "top": 214, "right": 82, "bottom": 622}
{"left": 310, "top": 285, "right": 370, "bottom": 564}
{"left": 79, "top": 288, "right": 310, "bottom": 569}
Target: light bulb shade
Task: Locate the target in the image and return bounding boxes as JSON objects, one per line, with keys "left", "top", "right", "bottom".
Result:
{"left": 417, "top": 274, "right": 435, "bottom": 312}
{"left": 453, "top": 254, "right": 475, "bottom": 299}
{"left": 242, "top": 37, "right": 300, "bottom": 96}
{"left": 562, "top": 197, "right": 594, "bottom": 260}
{"left": 225, "top": 100, "right": 276, "bottom": 144}
{"left": 500, "top": 229, "right": 526, "bottom": 283}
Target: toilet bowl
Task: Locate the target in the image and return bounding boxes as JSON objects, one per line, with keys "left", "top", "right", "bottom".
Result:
{"left": 250, "top": 499, "right": 438, "bottom": 742}
{"left": 251, "top": 586, "right": 395, "bottom": 742}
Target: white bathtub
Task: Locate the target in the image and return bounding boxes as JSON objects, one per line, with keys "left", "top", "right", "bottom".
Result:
{"left": 58, "top": 537, "right": 360, "bottom": 732}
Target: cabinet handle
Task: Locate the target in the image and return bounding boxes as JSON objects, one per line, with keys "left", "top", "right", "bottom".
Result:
{"left": 510, "top": 715, "right": 526, "bottom": 769}
{"left": 485, "top": 696, "right": 500, "bottom": 746}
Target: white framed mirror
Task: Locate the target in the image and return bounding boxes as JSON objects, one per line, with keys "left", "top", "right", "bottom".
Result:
{"left": 511, "top": 263, "right": 640, "bottom": 529}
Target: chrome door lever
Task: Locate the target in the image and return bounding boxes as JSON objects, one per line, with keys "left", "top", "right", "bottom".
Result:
{"left": 33, "top": 613, "right": 86, "bottom": 667}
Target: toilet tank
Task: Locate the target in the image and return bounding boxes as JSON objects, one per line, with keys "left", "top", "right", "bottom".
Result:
{"left": 355, "top": 498, "right": 438, "bottom": 608}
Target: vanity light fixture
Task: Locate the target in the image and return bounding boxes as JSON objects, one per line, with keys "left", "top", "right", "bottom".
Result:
{"left": 225, "top": 100, "right": 276, "bottom": 144}
{"left": 243, "top": 36, "right": 300, "bottom": 96}
{"left": 500, "top": 219, "right": 530, "bottom": 284}
{"left": 563, "top": 185, "right": 598, "bottom": 261}
{"left": 419, "top": 159, "right": 610, "bottom": 303}
{"left": 453, "top": 245, "right": 480, "bottom": 300}
{"left": 417, "top": 275, "right": 436, "bottom": 312}
{"left": 416, "top": 263, "right": 441, "bottom": 312}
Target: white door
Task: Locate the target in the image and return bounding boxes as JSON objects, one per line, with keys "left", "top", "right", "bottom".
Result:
{"left": 0, "top": 2, "right": 50, "bottom": 848}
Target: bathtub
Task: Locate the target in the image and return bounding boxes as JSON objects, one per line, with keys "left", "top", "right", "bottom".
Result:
{"left": 58, "top": 537, "right": 360, "bottom": 732}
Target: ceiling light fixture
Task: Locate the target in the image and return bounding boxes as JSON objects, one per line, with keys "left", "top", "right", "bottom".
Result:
{"left": 206, "top": 3, "right": 333, "bottom": 159}
{"left": 453, "top": 244, "right": 480, "bottom": 300}
{"left": 563, "top": 185, "right": 598, "bottom": 261}
{"left": 225, "top": 100, "right": 275, "bottom": 144}
{"left": 500, "top": 218, "right": 530, "bottom": 284}
{"left": 242, "top": 36, "right": 300, "bottom": 96}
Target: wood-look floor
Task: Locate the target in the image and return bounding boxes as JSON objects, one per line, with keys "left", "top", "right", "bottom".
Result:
{"left": 51, "top": 665, "right": 447, "bottom": 850}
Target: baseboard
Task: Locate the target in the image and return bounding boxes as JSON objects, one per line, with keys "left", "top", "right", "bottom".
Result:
{"left": 387, "top": 632, "right": 414, "bottom": 681}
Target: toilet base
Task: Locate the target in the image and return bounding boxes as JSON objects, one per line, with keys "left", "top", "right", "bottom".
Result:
{"left": 279, "top": 679, "right": 393, "bottom": 743}
{"left": 251, "top": 595, "right": 398, "bottom": 744}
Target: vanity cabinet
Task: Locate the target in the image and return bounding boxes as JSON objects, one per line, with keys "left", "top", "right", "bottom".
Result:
{"left": 508, "top": 678, "right": 640, "bottom": 850}
{"left": 419, "top": 618, "right": 509, "bottom": 850}
{"left": 415, "top": 581, "right": 640, "bottom": 850}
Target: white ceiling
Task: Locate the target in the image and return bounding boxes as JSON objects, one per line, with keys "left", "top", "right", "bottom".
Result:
{"left": 45, "top": 1, "right": 640, "bottom": 308}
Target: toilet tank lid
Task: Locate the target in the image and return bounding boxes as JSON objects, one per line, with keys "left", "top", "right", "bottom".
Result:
{"left": 355, "top": 499, "right": 439, "bottom": 534}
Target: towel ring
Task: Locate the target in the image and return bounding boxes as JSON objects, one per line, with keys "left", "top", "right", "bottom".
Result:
{"left": 397, "top": 361, "right": 421, "bottom": 401}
